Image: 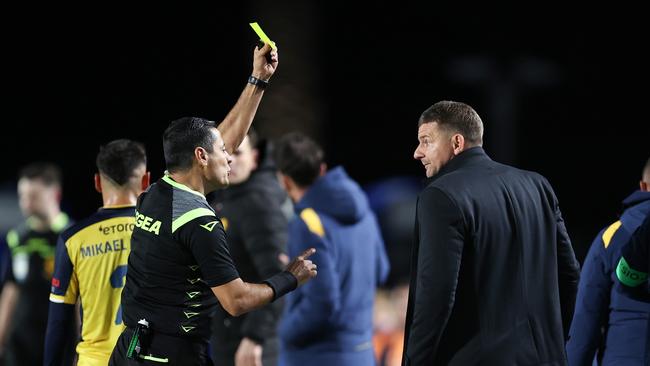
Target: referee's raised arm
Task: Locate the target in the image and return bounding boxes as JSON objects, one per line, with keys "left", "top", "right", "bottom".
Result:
{"left": 217, "top": 43, "right": 278, "bottom": 154}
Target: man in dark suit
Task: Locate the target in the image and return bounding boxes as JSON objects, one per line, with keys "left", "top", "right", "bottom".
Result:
{"left": 403, "top": 101, "right": 580, "bottom": 365}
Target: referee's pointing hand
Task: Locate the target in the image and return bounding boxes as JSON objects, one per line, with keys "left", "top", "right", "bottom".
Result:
{"left": 286, "top": 248, "right": 318, "bottom": 286}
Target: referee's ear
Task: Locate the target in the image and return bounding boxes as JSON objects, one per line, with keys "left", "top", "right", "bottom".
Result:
{"left": 94, "top": 173, "right": 102, "bottom": 193}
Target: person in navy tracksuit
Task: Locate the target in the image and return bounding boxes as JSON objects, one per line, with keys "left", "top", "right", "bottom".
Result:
{"left": 273, "top": 132, "right": 390, "bottom": 366}
{"left": 566, "top": 157, "right": 650, "bottom": 366}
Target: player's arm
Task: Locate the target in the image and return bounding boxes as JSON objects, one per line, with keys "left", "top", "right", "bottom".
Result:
{"left": 0, "top": 281, "right": 18, "bottom": 357}
{"left": 0, "top": 234, "right": 19, "bottom": 356}
{"left": 217, "top": 43, "right": 278, "bottom": 154}
{"left": 565, "top": 230, "right": 612, "bottom": 365}
{"left": 44, "top": 235, "right": 78, "bottom": 366}
{"left": 178, "top": 215, "right": 315, "bottom": 317}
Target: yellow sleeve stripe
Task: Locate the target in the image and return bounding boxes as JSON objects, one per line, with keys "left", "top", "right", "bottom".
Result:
{"left": 299, "top": 208, "right": 325, "bottom": 238}
{"left": 172, "top": 207, "right": 216, "bottom": 233}
{"left": 49, "top": 294, "right": 66, "bottom": 304}
{"left": 602, "top": 220, "right": 622, "bottom": 248}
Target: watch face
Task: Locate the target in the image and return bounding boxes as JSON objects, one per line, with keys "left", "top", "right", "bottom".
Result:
{"left": 13, "top": 252, "right": 29, "bottom": 283}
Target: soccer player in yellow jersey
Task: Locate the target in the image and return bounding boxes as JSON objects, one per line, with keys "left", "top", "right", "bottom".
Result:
{"left": 44, "top": 139, "right": 149, "bottom": 365}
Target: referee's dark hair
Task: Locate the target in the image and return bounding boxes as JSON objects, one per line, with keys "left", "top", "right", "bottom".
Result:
{"left": 96, "top": 139, "right": 147, "bottom": 186}
{"left": 163, "top": 117, "right": 217, "bottom": 173}
{"left": 274, "top": 132, "right": 324, "bottom": 187}
{"left": 19, "top": 162, "right": 62, "bottom": 186}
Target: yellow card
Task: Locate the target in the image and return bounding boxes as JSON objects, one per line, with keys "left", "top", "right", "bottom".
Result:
{"left": 249, "top": 22, "right": 277, "bottom": 50}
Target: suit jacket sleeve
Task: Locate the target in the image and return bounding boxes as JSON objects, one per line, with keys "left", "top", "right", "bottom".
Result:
{"left": 565, "top": 230, "right": 609, "bottom": 365}
{"left": 239, "top": 193, "right": 288, "bottom": 343}
{"left": 549, "top": 184, "right": 580, "bottom": 340}
{"left": 405, "top": 187, "right": 465, "bottom": 365}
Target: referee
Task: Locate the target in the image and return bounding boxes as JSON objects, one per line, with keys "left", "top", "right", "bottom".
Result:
{"left": 110, "top": 44, "right": 317, "bottom": 366}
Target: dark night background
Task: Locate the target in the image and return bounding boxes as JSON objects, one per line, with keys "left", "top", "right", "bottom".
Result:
{"left": 1, "top": 3, "right": 648, "bottom": 267}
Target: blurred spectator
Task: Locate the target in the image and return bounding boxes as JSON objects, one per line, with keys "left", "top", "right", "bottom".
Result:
{"left": 364, "top": 177, "right": 419, "bottom": 286}
{"left": 209, "top": 131, "right": 291, "bottom": 366}
{"left": 274, "top": 132, "right": 390, "bottom": 365}
{"left": 373, "top": 283, "right": 408, "bottom": 366}
{"left": 567, "top": 156, "right": 650, "bottom": 365}
{"left": 0, "top": 163, "right": 71, "bottom": 366}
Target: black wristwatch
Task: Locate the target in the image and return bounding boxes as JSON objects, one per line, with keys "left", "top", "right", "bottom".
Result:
{"left": 247, "top": 75, "right": 268, "bottom": 89}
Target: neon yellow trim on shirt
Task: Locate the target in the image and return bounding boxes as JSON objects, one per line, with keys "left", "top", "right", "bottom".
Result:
{"left": 300, "top": 208, "right": 325, "bottom": 238}
{"left": 172, "top": 208, "right": 216, "bottom": 233}
{"left": 602, "top": 220, "right": 622, "bottom": 248}
{"left": 162, "top": 175, "right": 205, "bottom": 198}
{"left": 6, "top": 230, "right": 19, "bottom": 248}
{"left": 51, "top": 212, "right": 70, "bottom": 232}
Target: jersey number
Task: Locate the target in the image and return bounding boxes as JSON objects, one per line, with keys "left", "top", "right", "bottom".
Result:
{"left": 109, "top": 265, "right": 128, "bottom": 325}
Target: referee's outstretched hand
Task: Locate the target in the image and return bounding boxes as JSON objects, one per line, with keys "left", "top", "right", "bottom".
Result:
{"left": 252, "top": 43, "right": 278, "bottom": 82}
{"left": 286, "top": 248, "right": 317, "bottom": 286}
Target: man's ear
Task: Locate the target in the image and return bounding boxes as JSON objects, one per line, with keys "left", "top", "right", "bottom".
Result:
{"left": 141, "top": 172, "right": 151, "bottom": 190}
{"left": 94, "top": 173, "right": 102, "bottom": 193}
{"left": 280, "top": 173, "right": 293, "bottom": 192}
{"left": 640, "top": 180, "right": 649, "bottom": 192}
{"left": 451, "top": 134, "right": 466, "bottom": 156}
{"left": 194, "top": 147, "right": 209, "bottom": 167}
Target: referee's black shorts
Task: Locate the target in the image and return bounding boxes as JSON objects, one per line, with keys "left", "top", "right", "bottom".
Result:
{"left": 109, "top": 326, "right": 214, "bottom": 366}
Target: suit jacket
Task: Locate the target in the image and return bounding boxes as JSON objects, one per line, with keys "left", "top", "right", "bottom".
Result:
{"left": 403, "top": 147, "right": 580, "bottom": 366}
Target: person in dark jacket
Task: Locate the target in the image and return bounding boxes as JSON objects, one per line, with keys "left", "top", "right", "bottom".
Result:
{"left": 404, "top": 101, "right": 581, "bottom": 365}
{"left": 566, "top": 157, "right": 650, "bottom": 366}
{"left": 274, "top": 132, "right": 390, "bottom": 366}
{"left": 209, "top": 130, "right": 291, "bottom": 366}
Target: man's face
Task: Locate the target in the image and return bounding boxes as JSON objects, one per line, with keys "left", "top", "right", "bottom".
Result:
{"left": 205, "top": 128, "right": 233, "bottom": 188}
{"left": 18, "top": 178, "right": 60, "bottom": 219}
{"left": 228, "top": 136, "right": 258, "bottom": 185}
{"left": 413, "top": 122, "right": 455, "bottom": 178}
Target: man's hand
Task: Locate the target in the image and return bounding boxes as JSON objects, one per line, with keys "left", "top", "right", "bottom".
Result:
{"left": 286, "top": 248, "right": 317, "bottom": 286}
{"left": 235, "top": 337, "right": 263, "bottom": 366}
{"left": 252, "top": 43, "right": 278, "bottom": 82}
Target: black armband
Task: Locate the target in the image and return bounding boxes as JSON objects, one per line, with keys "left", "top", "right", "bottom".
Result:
{"left": 263, "top": 271, "right": 297, "bottom": 301}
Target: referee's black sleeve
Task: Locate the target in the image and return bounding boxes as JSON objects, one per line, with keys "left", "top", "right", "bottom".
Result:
{"left": 177, "top": 215, "right": 240, "bottom": 288}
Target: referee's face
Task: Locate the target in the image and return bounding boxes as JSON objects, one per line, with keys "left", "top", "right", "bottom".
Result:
{"left": 207, "top": 128, "right": 233, "bottom": 188}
